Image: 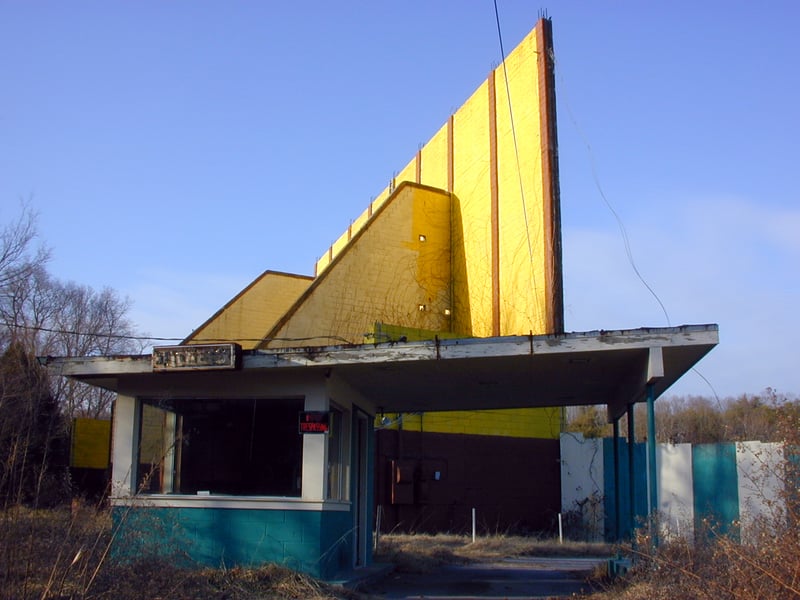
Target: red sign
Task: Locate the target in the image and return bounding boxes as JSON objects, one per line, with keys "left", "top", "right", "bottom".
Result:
{"left": 299, "top": 411, "right": 330, "bottom": 434}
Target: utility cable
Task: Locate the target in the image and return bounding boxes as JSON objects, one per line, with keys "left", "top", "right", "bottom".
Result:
{"left": 4, "top": 323, "right": 355, "bottom": 346}
{"left": 492, "top": 0, "right": 540, "bottom": 311}
{"left": 548, "top": 51, "right": 671, "bottom": 327}
{"left": 548, "top": 53, "right": 737, "bottom": 401}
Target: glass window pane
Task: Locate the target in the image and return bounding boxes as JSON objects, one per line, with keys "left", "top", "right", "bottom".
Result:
{"left": 138, "top": 398, "right": 304, "bottom": 497}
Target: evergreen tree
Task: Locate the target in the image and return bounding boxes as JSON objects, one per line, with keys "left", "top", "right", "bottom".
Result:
{"left": 0, "top": 342, "right": 69, "bottom": 507}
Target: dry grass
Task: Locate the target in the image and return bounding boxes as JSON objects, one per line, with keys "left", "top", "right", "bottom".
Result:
{"left": 0, "top": 503, "right": 358, "bottom": 600}
{"left": 90, "top": 560, "right": 352, "bottom": 600}
{"left": 583, "top": 408, "right": 800, "bottom": 600}
{"left": 373, "top": 532, "right": 612, "bottom": 574}
{"left": 589, "top": 527, "right": 800, "bottom": 600}
{"left": 4, "top": 503, "right": 798, "bottom": 599}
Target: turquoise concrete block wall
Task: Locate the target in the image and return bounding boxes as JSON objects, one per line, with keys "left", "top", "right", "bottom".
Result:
{"left": 111, "top": 506, "right": 354, "bottom": 579}
{"left": 692, "top": 443, "right": 739, "bottom": 539}
{"left": 319, "top": 509, "right": 355, "bottom": 576}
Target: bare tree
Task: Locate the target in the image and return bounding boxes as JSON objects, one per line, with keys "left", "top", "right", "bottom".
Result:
{"left": 0, "top": 202, "right": 49, "bottom": 286}
{"left": 0, "top": 203, "right": 51, "bottom": 348}
{"left": 47, "top": 279, "right": 143, "bottom": 418}
{"left": 0, "top": 204, "right": 144, "bottom": 419}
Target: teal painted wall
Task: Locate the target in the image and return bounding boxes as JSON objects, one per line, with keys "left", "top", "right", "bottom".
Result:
{"left": 349, "top": 409, "right": 375, "bottom": 567}
{"left": 564, "top": 436, "right": 784, "bottom": 544}
{"left": 692, "top": 443, "right": 740, "bottom": 539}
{"left": 111, "top": 506, "right": 354, "bottom": 579}
{"left": 602, "top": 441, "right": 741, "bottom": 541}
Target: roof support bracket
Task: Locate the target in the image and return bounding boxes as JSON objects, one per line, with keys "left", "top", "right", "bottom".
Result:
{"left": 647, "top": 346, "right": 664, "bottom": 383}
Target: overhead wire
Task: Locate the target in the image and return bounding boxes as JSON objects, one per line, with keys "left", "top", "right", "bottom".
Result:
{"left": 492, "top": 0, "right": 541, "bottom": 319}
{"left": 549, "top": 42, "right": 729, "bottom": 401}
{"left": 554, "top": 71, "right": 671, "bottom": 327}
{"left": 3, "top": 323, "right": 355, "bottom": 346}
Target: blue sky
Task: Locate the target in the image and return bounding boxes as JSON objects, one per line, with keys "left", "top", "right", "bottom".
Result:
{"left": 1, "top": 1, "right": 798, "bottom": 399}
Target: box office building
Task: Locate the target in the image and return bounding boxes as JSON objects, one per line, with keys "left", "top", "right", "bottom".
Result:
{"left": 47, "top": 19, "right": 717, "bottom": 579}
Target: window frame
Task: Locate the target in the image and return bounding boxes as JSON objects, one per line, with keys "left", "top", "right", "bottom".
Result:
{"left": 135, "top": 396, "right": 305, "bottom": 498}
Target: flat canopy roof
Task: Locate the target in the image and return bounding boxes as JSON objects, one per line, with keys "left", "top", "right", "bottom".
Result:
{"left": 46, "top": 324, "right": 717, "bottom": 420}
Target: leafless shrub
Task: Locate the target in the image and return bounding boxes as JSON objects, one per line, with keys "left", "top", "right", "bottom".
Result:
{"left": 594, "top": 406, "right": 800, "bottom": 600}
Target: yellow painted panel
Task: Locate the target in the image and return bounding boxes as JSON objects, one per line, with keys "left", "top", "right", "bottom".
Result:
{"left": 368, "top": 322, "right": 460, "bottom": 344}
{"left": 316, "top": 251, "right": 332, "bottom": 274}
{"left": 186, "top": 271, "right": 311, "bottom": 349}
{"left": 259, "top": 21, "right": 558, "bottom": 440}
{"left": 351, "top": 209, "right": 370, "bottom": 234}
{"left": 395, "top": 156, "right": 417, "bottom": 187}
{"left": 419, "top": 123, "right": 450, "bottom": 192}
{"left": 331, "top": 228, "right": 350, "bottom": 259}
{"left": 312, "top": 23, "right": 552, "bottom": 338}
{"left": 264, "top": 183, "right": 452, "bottom": 348}
{"left": 451, "top": 79, "right": 493, "bottom": 337}
{"left": 371, "top": 184, "right": 392, "bottom": 214}
{"left": 376, "top": 407, "right": 562, "bottom": 439}
{"left": 495, "top": 28, "right": 548, "bottom": 335}
{"left": 315, "top": 23, "right": 557, "bottom": 441}
{"left": 314, "top": 187, "right": 395, "bottom": 277}
{"left": 70, "top": 418, "right": 111, "bottom": 469}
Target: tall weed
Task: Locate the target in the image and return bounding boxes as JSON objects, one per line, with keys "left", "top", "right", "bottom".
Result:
{"left": 601, "top": 407, "right": 800, "bottom": 600}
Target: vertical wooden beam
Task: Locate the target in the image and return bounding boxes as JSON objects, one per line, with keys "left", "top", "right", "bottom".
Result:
{"left": 488, "top": 70, "right": 501, "bottom": 337}
{"left": 415, "top": 149, "right": 422, "bottom": 184}
{"left": 536, "top": 17, "right": 564, "bottom": 334}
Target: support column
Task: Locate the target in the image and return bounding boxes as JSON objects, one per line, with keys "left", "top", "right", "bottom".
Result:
{"left": 626, "top": 403, "right": 636, "bottom": 538}
{"left": 302, "top": 387, "right": 328, "bottom": 501}
{"left": 613, "top": 418, "right": 621, "bottom": 541}
{"left": 646, "top": 383, "right": 659, "bottom": 545}
{"left": 111, "top": 394, "right": 138, "bottom": 498}
{"left": 645, "top": 347, "right": 664, "bottom": 544}
{"left": 646, "top": 384, "right": 658, "bottom": 515}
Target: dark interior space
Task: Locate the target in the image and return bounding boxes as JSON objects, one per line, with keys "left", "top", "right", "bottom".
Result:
{"left": 375, "top": 429, "right": 561, "bottom": 534}
{"left": 138, "top": 397, "right": 304, "bottom": 497}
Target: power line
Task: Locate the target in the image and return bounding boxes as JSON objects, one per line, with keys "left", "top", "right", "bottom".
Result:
{"left": 492, "top": 0, "right": 540, "bottom": 308}
{"left": 3, "top": 323, "right": 179, "bottom": 342}
{"left": 549, "top": 45, "right": 671, "bottom": 328}
{"left": 3, "top": 323, "right": 355, "bottom": 346}
{"left": 548, "top": 47, "right": 734, "bottom": 400}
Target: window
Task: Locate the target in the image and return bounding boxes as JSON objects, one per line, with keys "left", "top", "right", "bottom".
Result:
{"left": 137, "top": 398, "right": 304, "bottom": 497}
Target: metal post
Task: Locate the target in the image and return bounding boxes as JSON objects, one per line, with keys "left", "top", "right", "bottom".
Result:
{"left": 472, "top": 508, "right": 476, "bottom": 543}
{"left": 627, "top": 403, "right": 636, "bottom": 538}
{"left": 613, "top": 418, "right": 621, "bottom": 541}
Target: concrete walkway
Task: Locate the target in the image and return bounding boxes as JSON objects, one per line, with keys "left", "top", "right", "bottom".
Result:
{"left": 357, "top": 556, "right": 606, "bottom": 599}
